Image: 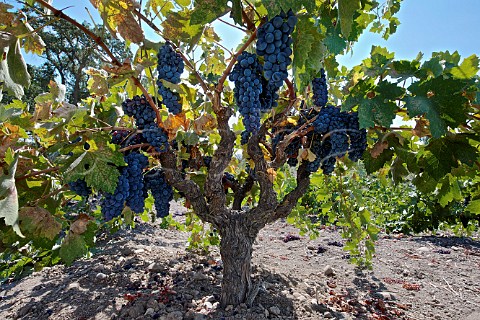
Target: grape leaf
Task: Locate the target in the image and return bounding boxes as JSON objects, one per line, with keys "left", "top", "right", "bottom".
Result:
{"left": 89, "top": 0, "right": 144, "bottom": 43}
{"left": 437, "top": 175, "right": 462, "bottom": 207}
{"left": 0, "top": 153, "right": 23, "bottom": 237}
{"left": 230, "top": 0, "right": 242, "bottom": 25}
{"left": 59, "top": 217, "right": 97, "bottom": 265}
{"left": 465, "top": 199, "right": 480, "bottom": 215}
{"left": 162, "top": 10, "right": 203, "bottom": 51}
{"left": 363, "top": 148, "right": 394, "bottom": 174}
{"left": 405, "top": 77, "right": 470, "bottom": 138}
{"left": 65, "top": 146, "right": 125, "bottom": 194}
{"left": 358, "top": 80, "right": 404, "bottom": 128}
{"left": 0, "top": 32, "right": 29, "bottom": 98}
{"left": 146, "top": 0, "right": 174, "bottom": 17}
{"left": 338, "top": 0, "right": 361, "bottom": 38}
{"left": 191, "top": 0, "right": 228, "bottom": 25}
{"left": 261, "top": 0, "right": 315, "bottom": 17}
{"left": 450, "top": 54, "right": 479, "bottom": 79}
{"left": 19, "top": 207, "right": 61, "bottom": 245}
{"left": 421, "top": 135, "right": 477, "bottom": 180}
{"left": 292, "top": 15, "right": 326, "bottom": 89}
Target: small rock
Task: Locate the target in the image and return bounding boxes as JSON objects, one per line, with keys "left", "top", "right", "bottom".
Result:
{"left": 225, "top": 305, "right": 233, "bottom": 311}
{"left": 324, "top": 311, "right": 333, "bottom": 318}
{"left": 96, "top": 272, "right": 108, "bottom": 280}
{"left": 148, "top": 262, "right": 166, "bottom": 273}
{"left": 323, "top": 265, "right": 335, "bottom": 277}
{"left": 417, "top": 246, "right": 430, "bottom": 253}
{"left": 121, "top": 247, "right": 135, "bottom": 256}
{"left": 128, "top": 304, "right": 145, "bottom": 318}
{"left": 192, "top": 272, "right": 208, "bottom": 281}
{"left": 264, "top": 282, "right": 275, "bottom": 290}
{"left": 145, "top": 308, "right": 155, "bottom": 316}
{"left": 147, "top": 298, "right": 160, "bottom": 311}
{"left": 134, "top": 248, "right": 145, "bottom": 254}
{"left": 204, "top": 295, "right": 215, "bottom": 303}
{"left": 402, "top": 269, "right": 410, "bottom": 277}
{"left": 374, "top": 291, "right": 397, "bottom": 300}
{"left": 269, "top": 306, "right": 281, "bottom": 316}
{"left": 166, "top": 310, "right": 183, "bottom": 320}
{"left": 203, "top": 301, "right": 213, "bottom": 309}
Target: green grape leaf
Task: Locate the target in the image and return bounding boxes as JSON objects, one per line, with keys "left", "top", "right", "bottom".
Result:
{"left": 0, "top": 153, "right": 23, "bottom": 237}
{"left": 59, "top": 217, "right": 97, "bottom": 265}
{"left": 389, "top": 59, "right": 420, "bottom": 80}
{"left": 261, "top": 0, "right": 315, "bottom": 17}
{"left": 162, "top": 10, "right": 203, "bottom": 51}
{"left": 230, "top": 0, "right": 243, "bottom": 25}
{"left": 405, "top": 77, "right": 471, "bottom": 138}
{"left": 450, "top": 54, "right": 479, "bottom": 79}
{"left": 363, "top": 148, "right": 394, "bottom": 174}
{"left": 422, "top": 135, "right": 477, "bottom": 180}
{"left": 146, "top": 0, "right": 175, "bottom": 17}
{"left": 65, "top": 146, "right": 125, "bottom": 194}
{"left": 412, "top": 172, "right": 438, "bottom": 194}
{"left": 176, "top": 0, "right": 191, "bottom": 6}
{"left": 292, "top": 15, "right": 326, "bottom": 89}
{"left": 7, "top": 39, "right": 30, "bottom": 89}
{"left": 293, "top": 15, "right": 325, "bottom": 71}
{"left": 59, "top": 231, "right": 87, "bottom": 265}
{"left": 358, "top": 80, "right": 404, "bottom": 128}
{"left": 0, "top": 32, "right": 29, "bottom": 98}
{"left": 437, "top": 175, "right": 462, "bottom": 207}
{"left": 338, "top": 0, "right": 361, "bottom": 38}
{"left": 191, "top": 0, "right": 228, "bottom": 25}
{"left": 465, "top": 199, "right": 480, "bottom": 215}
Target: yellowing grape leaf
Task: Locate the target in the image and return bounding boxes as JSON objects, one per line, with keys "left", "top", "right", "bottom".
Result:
{"left": 19, "top": 207, "right": 61, "bottom": 240}
{"left": 90, "top": 0, "right": 144, "bottom": 43}
{"left": 194, "top": 113, "right": 216, "bottom": 134}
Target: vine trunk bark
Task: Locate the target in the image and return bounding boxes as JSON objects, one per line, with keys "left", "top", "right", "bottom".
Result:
{"left": 218, "top": 214, "right": 259, "bottom": 307}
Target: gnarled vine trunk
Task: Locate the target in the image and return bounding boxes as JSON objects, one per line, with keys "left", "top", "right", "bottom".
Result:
{"left": 218, "top": 212, "right": 260, "bottom": 307}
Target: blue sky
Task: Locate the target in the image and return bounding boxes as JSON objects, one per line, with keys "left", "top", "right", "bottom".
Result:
{"left": 22, "top": 0, "right": 480, "bottom": 68}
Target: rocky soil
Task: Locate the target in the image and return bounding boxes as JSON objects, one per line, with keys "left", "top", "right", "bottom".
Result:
{"left": 1, "top": 203, "right": 480, "bottom": 320}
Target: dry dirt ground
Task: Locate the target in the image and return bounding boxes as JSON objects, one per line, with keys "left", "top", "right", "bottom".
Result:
{"left": 1, "top": 203, "right": 480, "bottom": 320}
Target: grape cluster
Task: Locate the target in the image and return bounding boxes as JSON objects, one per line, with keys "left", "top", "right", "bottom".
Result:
{"left": 122, "top": 95, "right": 157, "bottom": 129}
{"left": 101, "top": 168, "right": 129, "bottom": 221}
{"left": 157, "top": 43, "right": 184, "bottom": 84}
{"left": 144, "top": 169, "right": 173, "bottom": 218}
{"left": 256, "top": 10, "right": 297, "bottom": 89}
{"left": 312, "top": 69, "right": 328, "bottom": 107}
{"left": 143, "top": 123, "right": 169, "bottom": 153}
{"left": 68, "top": 179, "right": 91, "bottom": 197}
{"left": 306, "top": 105, "right": 367, "bottom": 173}
{"left": 346, "top": 112, "right": 367, "bottom": 162}
{"left": 157, "top": 43, "right": 184, "bottom": 115}
{"left": 260, "top": 79, "right": 279, "bottom": 111}
{"left": 229, "top": 52, "right": 264, "bottom": 144}
{"left": 158, "top": 83, "right": 182, "bottom": 115}
{"left": 124, "top": 152, "right": 149, "bottom": 213}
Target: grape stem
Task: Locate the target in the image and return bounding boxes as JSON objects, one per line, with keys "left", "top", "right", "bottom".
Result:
{"left": 75, "top": 126, "right": 136, "bottom": 133}
{"left": 218, "top": 18, "right": 248, "bottom": 32}
{"left": 118, "top": 143, "right": 151, "bottom": 153}
{"left": 16, "top": 166, "right": 60, "bottom": 181}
